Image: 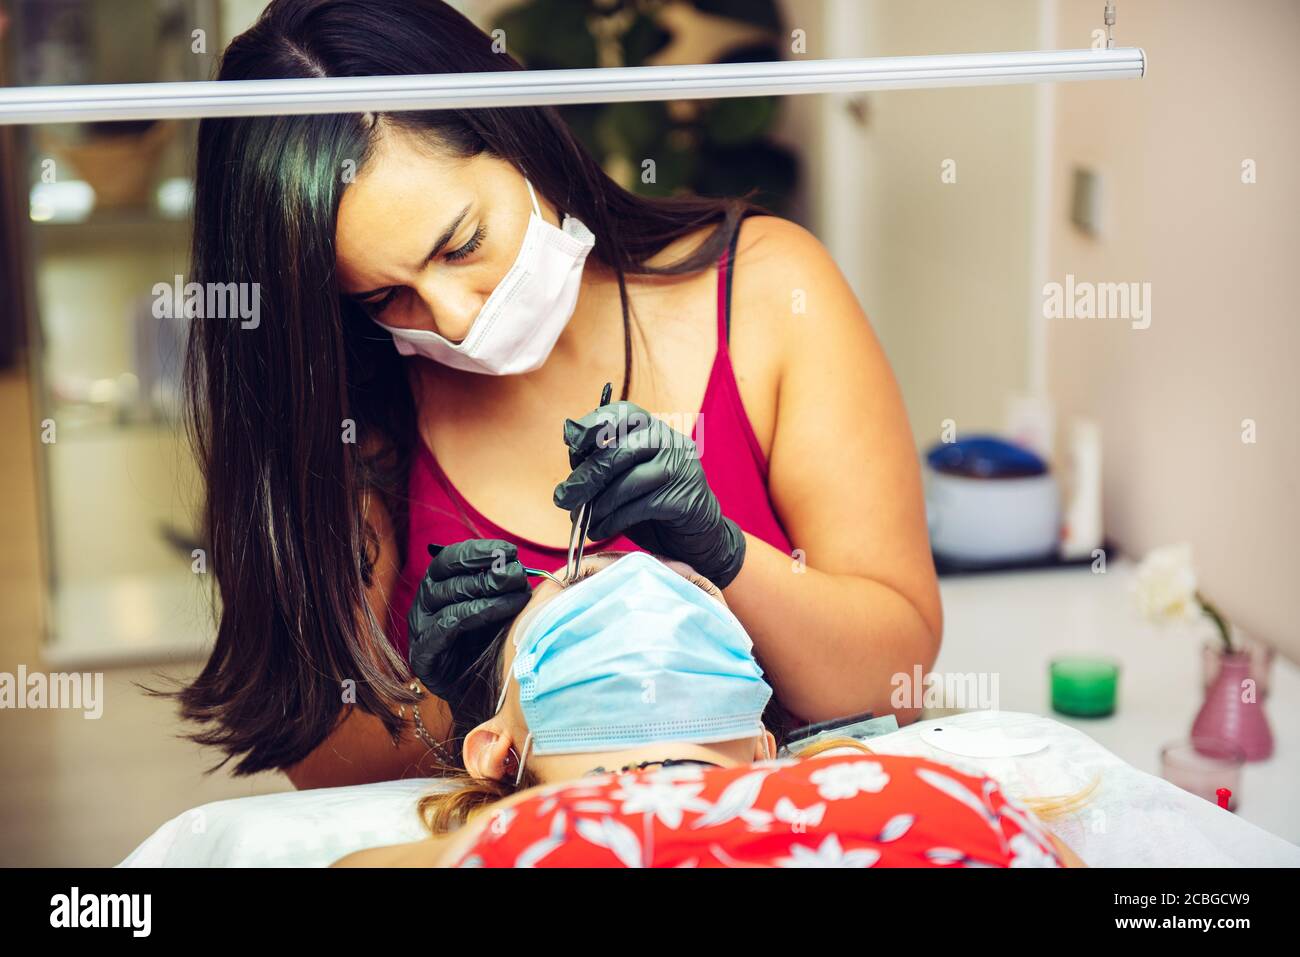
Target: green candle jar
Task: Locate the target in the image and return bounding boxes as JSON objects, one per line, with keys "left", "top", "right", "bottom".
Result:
{"left": 1050, "top": 656, "right": 1120, "bottom": 717}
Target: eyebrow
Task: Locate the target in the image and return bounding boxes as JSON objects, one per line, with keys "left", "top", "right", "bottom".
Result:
{"left": 350, "top": 201, "right": 472, "bottom": 300}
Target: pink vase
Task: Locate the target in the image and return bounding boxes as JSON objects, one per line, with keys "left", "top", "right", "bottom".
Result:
{"left": 1191, "top": 651, "right": 1274, "bottom": 761}
{"left": 1202, "top": 631, "right": 1274, "bottom": 699}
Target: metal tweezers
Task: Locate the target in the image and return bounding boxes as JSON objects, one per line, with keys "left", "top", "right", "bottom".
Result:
{"left": 522, "top": 565, "right": 564, "bottom": 586}
{"left": 566, "top": 381, "right": 613, "bottom": 582}
{"left": 520, "top": 381, "right": 613, "bottom": 588}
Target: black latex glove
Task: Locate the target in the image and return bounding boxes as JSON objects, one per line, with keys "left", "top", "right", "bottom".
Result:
{"left": 407, "top": 539, "right": 531, "bottom": 706}
{"left": 554, "top": 400, "right": 747, "bottom": 588}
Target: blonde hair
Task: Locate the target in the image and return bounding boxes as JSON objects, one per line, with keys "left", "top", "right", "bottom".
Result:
{"left": 418, "top": 733, "right": 1099, "bottom": 836}
{"left": 417, "top": 754, "right": 542, "bottom": 834}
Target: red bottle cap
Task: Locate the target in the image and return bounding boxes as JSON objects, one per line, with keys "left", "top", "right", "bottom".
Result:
{"left": 1216, "top": 787, "right": 1231, "bottom": 809}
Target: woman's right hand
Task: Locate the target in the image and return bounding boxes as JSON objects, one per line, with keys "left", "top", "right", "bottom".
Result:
{"left": 407, "top": 539, "right": 531, "bottom": 706}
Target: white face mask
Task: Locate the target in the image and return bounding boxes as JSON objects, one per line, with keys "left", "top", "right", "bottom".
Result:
{"left": 370, "top": 176, "right": 596, "bottom": 375}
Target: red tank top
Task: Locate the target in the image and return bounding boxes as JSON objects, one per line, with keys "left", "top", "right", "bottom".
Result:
{"left": 386, "top": 225, "right": 793, "bottom": 655}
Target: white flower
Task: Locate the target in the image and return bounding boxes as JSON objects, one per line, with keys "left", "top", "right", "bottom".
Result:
{"left": 775, "top": 833, "right": 880, "bottom": 868}
{"left": 740, "top": 808, "right": 774, "bottom": 830}
{"left": 610, "top": 777, "right": 712, "bottom": 829}
{"left": 571, "top": 800, "right": 617, "bottom": 814}
{"left": 877, "top": 813, "right": 915, "bottom": 843}
{"left": 574, "top": 816, "right": 643, "bottom": 868}
{"left": 515, "top": 810, "right": 568, "bottom": 868}
{"left": 772, "top": 796, "right": 827, "bottom": 830}
{"left": 647, "top": 764, "right": 706, "bottom": 783}
{"left": 1134, "top": 543, "right": 1201, "bottom": 625}
{"left": 809, "top": 760, "right": 890, "bottom": 800}
{"left": 915, "top": 767, "right": 997, "bottom": 826}
{"left": 751, "top": 757, "right": 799, "bottom": 771}
{"left": 1008, "top": 832, "right": 1061, "bottom": 868}
{"left": 925, "top": 847, "right": 967, "bottom": 865}
{"left": 690, "top": 770, "right": 773, "bottom": 828}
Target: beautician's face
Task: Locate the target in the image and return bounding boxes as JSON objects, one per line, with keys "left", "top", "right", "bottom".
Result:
{"left": 335, "top": 127, "right": 540, "bottom": 343}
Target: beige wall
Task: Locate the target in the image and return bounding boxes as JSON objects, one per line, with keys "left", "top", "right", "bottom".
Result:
{"left": 1047, "top": 0, "right": 1300, "bottom": 660}
{"left": 812, "top": 0, "right": 1043, "bottom": 449}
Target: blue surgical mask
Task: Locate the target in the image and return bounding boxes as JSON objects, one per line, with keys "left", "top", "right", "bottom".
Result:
{"left": 495, "top": 552, "right": 772, "bottom": 782}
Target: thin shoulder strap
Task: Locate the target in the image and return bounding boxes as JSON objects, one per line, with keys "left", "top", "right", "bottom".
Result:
{"left": 721, "top": 215, "right": 744, "bottom": 345}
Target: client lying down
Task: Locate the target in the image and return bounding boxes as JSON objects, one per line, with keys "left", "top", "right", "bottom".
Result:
{"left": 336, "top": 551, "right": 1086, "bottom": 867}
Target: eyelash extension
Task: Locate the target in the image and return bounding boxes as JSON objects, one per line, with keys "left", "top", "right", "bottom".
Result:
{"left": 685, "top": 573, "right": 715, "bottom": 593}
{"left": 357, "top": 224, "right": 487, "bottom": 316}
{"left": 445, "top": 223, "right": 486, "bottom": 262}
{"left": 563, "top": 565, "right": 599, "bottom": 587}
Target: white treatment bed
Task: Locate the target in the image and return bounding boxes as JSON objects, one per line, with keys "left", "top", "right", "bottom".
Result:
{"left": 119, "top": 710, "right": 1300, "bottom": 867}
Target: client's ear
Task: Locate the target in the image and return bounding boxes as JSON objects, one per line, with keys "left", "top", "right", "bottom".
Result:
{"left": 462, "top": 724, "right": 516, "bottom": 782}
{"left": 754, "top": 730, "right": 777, "bottom": 761}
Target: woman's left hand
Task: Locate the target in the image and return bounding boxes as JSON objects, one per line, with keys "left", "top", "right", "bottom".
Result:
{"left": 554, "top": 400, "right": 746, "bottom": 587}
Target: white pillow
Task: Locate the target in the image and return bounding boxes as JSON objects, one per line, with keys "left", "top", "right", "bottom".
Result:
{"left": 118, "top": 778, "right": 448, "bottom": 867}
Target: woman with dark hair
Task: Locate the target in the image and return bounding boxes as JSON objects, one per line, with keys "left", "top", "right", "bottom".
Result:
{"left": 174, "top": 0, "right": 942, "bottom": 788}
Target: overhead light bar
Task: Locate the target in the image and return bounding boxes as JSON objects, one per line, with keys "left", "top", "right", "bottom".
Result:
{"left": 0, "top": 48, "right": 1145, "bottom": 126}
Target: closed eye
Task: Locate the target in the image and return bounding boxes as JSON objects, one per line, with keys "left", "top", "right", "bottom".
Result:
{"left": 445, "top": 223, "right": 486, "bottom": 262}
{"left": 351, "top": 224, "right": 486, "bottom": 317}
{"left": 357, "top": 287, "right": 398, "bottom": 316}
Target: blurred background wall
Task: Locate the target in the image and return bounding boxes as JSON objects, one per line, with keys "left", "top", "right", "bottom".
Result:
{"left": 810, "top": 0, "right": 1043, "bottom": 451}
{"left": 1046, "top": 0, "right": 1300, "bottom": 661}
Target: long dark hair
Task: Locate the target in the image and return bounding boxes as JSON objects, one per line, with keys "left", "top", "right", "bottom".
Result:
{"left": 170, "top": 0, "right": 767, "bottom": 776}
